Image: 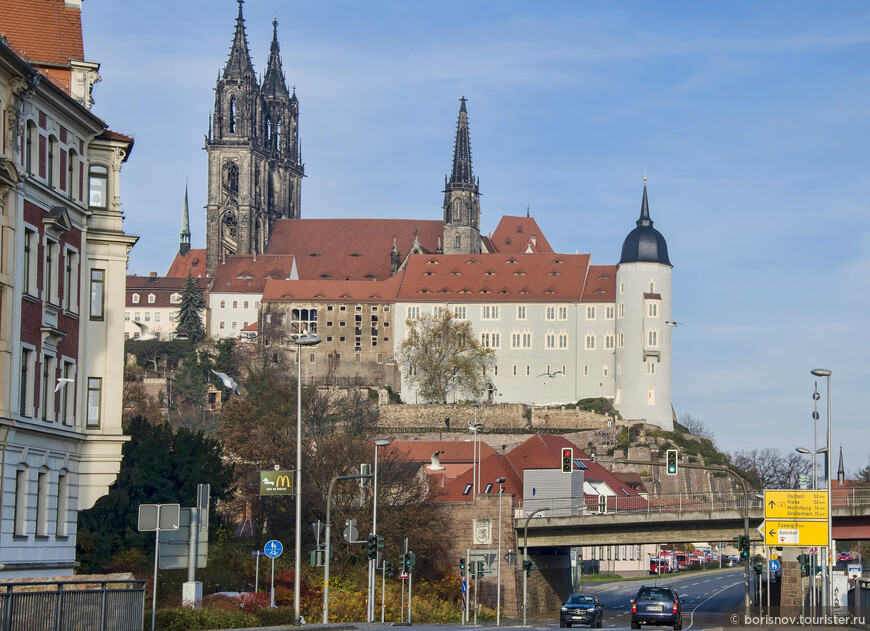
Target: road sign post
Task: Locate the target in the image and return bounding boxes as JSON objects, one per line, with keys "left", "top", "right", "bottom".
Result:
{"left": 264, "top": 540, "right": 283, "bottom": 608}
{"left": 138, "top": 503, "right": 180, "bottom": 631}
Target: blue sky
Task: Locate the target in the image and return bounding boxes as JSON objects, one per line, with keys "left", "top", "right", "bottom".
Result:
{"left": 82, "top": 1, "right": 870, "bottom": 475}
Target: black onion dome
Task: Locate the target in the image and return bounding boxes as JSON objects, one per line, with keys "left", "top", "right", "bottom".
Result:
{"left": 619, "top": 185, "right": 671, "bottom": 266}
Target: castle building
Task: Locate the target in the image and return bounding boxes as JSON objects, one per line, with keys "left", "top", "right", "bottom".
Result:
{"left": 161, "top": 0, "right": 675, "bottom": 429}
{"left": 0, "top": 0, "right": 136, "bottom": 576}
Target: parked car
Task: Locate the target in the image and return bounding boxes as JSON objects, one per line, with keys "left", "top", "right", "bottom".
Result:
{"left": 631, "top": 585, "right": 683, "bottom": 630}
{"left": 560, "top": 593, "right": 603, "bottom": 628}
{"left": 838, "top": 552, "right": 853, "bottom": 562}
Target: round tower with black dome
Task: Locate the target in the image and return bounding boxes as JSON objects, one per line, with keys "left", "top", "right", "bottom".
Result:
{"left": 614, "top": 182, "right": 674, "bottom": 430}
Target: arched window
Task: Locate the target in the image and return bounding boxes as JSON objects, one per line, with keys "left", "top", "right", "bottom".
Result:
{"left": 276, "top": 119, "right": 281, "bottom": 151}
{"left": 25, "top": 121, "right": 36, "bottom": 175}
{"left": 88, "top": 165, "right": 108, "bottom": 208}
{"left": 223, "top": 162, "right": 239, "bottom": 196}
{"left": 67, "top": 150, "right": 77, "bottom": 200}
{"left": 454, "top": 233, "right": 461, "bottom": 249}
{"left": 229, "top": 96, "right": 236, "bottom": 133}
{"left": 266, "top": 118, "right": 271, "bottom": 141}
{"left": 48, "top": 136, "right": 57, "bottom": 187}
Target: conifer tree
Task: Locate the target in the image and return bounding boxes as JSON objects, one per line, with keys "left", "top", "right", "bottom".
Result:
{"left": 176, "top": 272, "right": 205, "bottom": 342}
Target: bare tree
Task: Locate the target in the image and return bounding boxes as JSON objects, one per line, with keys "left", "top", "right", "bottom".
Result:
{"left": 678, "top": 412, "right": 715, "bottom": 443}
{"left": 731, "top": 448, "right": 812, "bottom": 489}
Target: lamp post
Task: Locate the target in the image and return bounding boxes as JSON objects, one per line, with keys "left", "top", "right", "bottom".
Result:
{"left": 294, "top": 331, "right": 321, "bottom": 626}
{"left": 811, "top": 368, "right": 832, "bottom": 612}
{"left": 371, "top": 438, "right": 391, "bottom": 623}
{"left": 495, "top": 476, "right": 506, "bottom": 626}
{"left": 523, "top": 507, "right": 550, "bottom": 627}
{"left": 796, "top": 447, "right": 828, "bottom": 490}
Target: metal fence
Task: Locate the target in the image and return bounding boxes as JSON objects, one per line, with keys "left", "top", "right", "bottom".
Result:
{"left": 514, "top": 487, "right": 870, "bottom": 517}
{"left": 0, "top": 580, "right": 145, "bottom": 631}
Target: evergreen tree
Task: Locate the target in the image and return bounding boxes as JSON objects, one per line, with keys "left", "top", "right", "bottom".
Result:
{"left": 175, "top": 272, "right": 205, "bottom": 342}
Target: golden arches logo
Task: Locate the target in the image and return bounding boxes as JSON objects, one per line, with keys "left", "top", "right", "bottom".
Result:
{"left": 275, "top": 475, "right": 291, "bottom": 488}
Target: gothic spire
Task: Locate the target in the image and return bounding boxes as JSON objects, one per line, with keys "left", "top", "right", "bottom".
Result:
{"left": 180, "top": 181, "right": 191, "bottom": 256}
{"left": 450, "top": 96, "right": 474, "bottom": 185}
{"left": 838, "top": 445, "right": 845, "bottom": 485}
{"left": 262, "top": 16, "right": 289, "bottom": 98}
{"left": 223, "top": 0, "right": 256, "bottom": 81}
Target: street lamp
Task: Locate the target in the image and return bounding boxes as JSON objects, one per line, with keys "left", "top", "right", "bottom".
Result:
{"left": 810, "top": 368, "right": 832, "bottom": 612}
{"left": 294, "top": 331, "right": 321, "bottom": 626}
{"left": 495, "top": 476, "right": 506, "bottom": 626}
{"left": 371, "top": 438, "right": 391, "bottom": 623}
{"left": 523, "top": 507, "right": 550, "bottom": 627}
{"left": 795, "top": 447, "right": 828, "bottom": 490}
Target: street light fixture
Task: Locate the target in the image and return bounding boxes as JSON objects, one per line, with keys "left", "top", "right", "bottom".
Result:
{"left": 796, "top": 446, "right": 828, "bottom": 490}
{"left": 371, "top": 438, "right": 391, "bottom": 623}
{"left": 293, "top": 331, "right": 321, "bottom": 626}
{"left": 495, "top": 476, "right": 506, "bottom": 627}
{"left": 810, "top": 368, "right": 832, "bottom": 612}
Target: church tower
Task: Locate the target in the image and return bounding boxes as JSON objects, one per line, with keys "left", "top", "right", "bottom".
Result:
{"left": 205, "top": 1, "right": 304, "bottom": 275}
{"left": 180, "top": 182, "right": 191, "bottom": 256}
{"left": 614, "top": 183, "right": 673, "bottom": 430}
{"left": 442, "top": 97, "right": 481, "bottom": 255}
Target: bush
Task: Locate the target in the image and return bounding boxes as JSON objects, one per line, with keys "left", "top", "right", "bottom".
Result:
{"left": 155, "top": 607, "right": 255, "bottom": 630}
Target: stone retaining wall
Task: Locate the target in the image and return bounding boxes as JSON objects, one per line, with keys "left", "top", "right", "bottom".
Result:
{"left": 378, "top": 403, "right": 615, "bottom": 432}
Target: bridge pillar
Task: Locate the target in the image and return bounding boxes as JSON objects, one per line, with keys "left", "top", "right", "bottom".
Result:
{"left": 522, "top": 548, "right": 573, "bottom": 620}
{"left": 779, "top": 548, "right": 804, "bottom": 613}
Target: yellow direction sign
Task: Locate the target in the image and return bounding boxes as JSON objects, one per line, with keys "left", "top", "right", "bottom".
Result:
{"left": 763, "top": 519, "right": 829, "bottom": 547}
{"left": 763, "top": 490, "right": 828, "bottom": 520}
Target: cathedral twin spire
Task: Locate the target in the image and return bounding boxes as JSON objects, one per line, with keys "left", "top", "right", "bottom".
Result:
{"left": 223, "top": 0, "right": 257, "bottom": 82}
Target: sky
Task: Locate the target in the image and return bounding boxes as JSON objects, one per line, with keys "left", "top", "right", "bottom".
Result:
{"left": 81, "top": 0, "right": 870, "bottom": 476}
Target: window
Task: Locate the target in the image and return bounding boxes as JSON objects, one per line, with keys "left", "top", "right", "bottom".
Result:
{"left": 516, "top": 305, "right": 526, "bottom": 320}
{"left": 41, "top": 354, "right": 55, "bottom": 422}
{"left": 463, "top": 484, "right": 473, "bottom": 496}
{"left": 44, "top": 239, "right": 59, "bottom": 305}
{"left": 56, "top": 473, "right": 68, "bottom": 536}
{"left": 86, "top": 377, "right": 102, "bottom": 427}
{"left": 558, "top": 306, "right": 568, "bottom": 320}
{"left": 562, "top": 365, "right": 567, "bottom": 376}
{"left": 618, "top": 332, "right": 624, "bottom": 348}
{"left": 605, "top": 334, "right": 615, "bottom": 350}
{"left": 25, "top": 121, "right": 36, "bottom": 175}
{"left": 545, "top": 306, "right": 555, "bottom": 320}
{"left": 89, "top": 269, "right": 105, "bottom": 320}
{"left": 125, "top": 312, "right": 130, "bottom": 321}
{"left": 603, "top": 366, "right": 608, "bottom": 377}
{"left": 36, "top": 471, "right": 48, "bottom": 536}
{"left": 14, "top": 468, "right": 27, "bottom": 536}
{"left": 63, "top": 248, "right": 78, "bottom": 312}
{"left": 646, "top": 361, "right": 656, "bottom": 375}
{"left": 407, "top": 306, "right": 420, "bottom": 319}
{"left": 585, "top": 334, "right": 595, "bottom": 350}
{"left": 648, "top": 387, "right": 656, "bottom": 406}
{"left": 619, "top": 282, "right": 624, "bottom": 295}
{"left": 526, "top": 365, "right": 530, "bottom": 376}
{"left": 605, "top": 306, "right": 614, "bottom": 320}
{"left": 511, "top": 331, "right": 531, "bottom": 349}
{"left": 617, "top": 362, "right": 622, "bottom": 375}
{"left": 512, "top": 365, "right": 517, "bottom": 376}
{"left": 647, "top": 302, "right": 658, "bottom": 318}
{"left": 155, "top": 312, "right": 160, "bottom": 322}
{"left": 583, "top": 365, "right": 589, "bottom": 377}
{"left": 586, "top": 306, "right": 596, "bottom": 320}
{"left": 67, "top": 150, "right": 77, "bottom": 200}
{"left": 545, "top": 332, "right": 555, "bottom": 349}
{"left": 19, "top": 347, "right": 34, "bottom": 417}
{"left": 244, "top": 301, "right": 249, "bottom": 309}
{"left": 47, "top": 136, "right": 57, "bottom": 187}
{"left": 220, "top": 300, "right": 225, "bottom": 308}
{"left": 23, "top": 228, "right": 37, "bottom": 296}
{"left": 59, "top": 361, "right": 74, "bottom": 426}
{"left": 233, "top": 301, "right": 238, "bottom": 309}
{"left": 647, "top": 329, "right": 658, "bottom": 347}
{"left": 481, "top": 305, "right": 500, "bottom": 320}
{"left": 134, "top": 312, "right": 140, "bottom": 322}
{"left": 618, "top": 303, "right": 624, "bottom": 319}
{"left": 649, "top": 281, "right": 656, "bottom": 293}
{"left": 148, "top": 294, "right": 156, "bottom": 304}
{"left": 558, "top": 333, "right": 568, "bottom": 349}
{"left": 144, "top": 312, "right": 151, "bottom": 321}
{"left": 371, "top": 336, "right": 378, "bottom": 347}
{"left": 88, "top": 165, "right": 108, "bottom": 208}
{"left": 131, "top": 293, "right": 140, "bottom": 304}
{"left": 170, "top": 293, "right": 181, "bottom": 304}
{"left": 453, "top": 306, "right": 467, "bottom": 319}
{"left": 484, "top": 483, "right": 493, "bottom": 494}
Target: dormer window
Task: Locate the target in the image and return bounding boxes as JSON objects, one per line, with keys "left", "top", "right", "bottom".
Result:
{"left": 148, "top": 294, "right": 156, "bottom": 304}
{"left": 131, "top": 293, "right": 140, "bottom": 304}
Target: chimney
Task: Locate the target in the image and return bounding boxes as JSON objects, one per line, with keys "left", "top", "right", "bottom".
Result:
{"left": 149, "top": 272, "right": 157, "bottom": 278}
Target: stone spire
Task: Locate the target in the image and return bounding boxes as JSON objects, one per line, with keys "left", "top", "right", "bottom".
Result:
{"left": 180, "top": 181, "right": 191, "bottom": 256}
{"left": 450, "top": 96, "right": 474, "bottom": 185}
{"left": 262, "top": 16, "right": 289, "bottom": 98}
{"left": 223, "top": 0, "right": 256, "bottom": 81}
{"left": 838, "top": 445, "right": 845, "bottom": 485}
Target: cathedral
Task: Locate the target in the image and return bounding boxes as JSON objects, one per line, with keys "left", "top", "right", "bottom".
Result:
{"left": 135, "top": 0, "right": 676, "bottom": 430}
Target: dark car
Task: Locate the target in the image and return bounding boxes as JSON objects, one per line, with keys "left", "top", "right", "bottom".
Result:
{"left": 631, "top": 585, "right": 683, "bottom": 630}
{"left": 560, "top": 593, "right": 603, "bottom": 628}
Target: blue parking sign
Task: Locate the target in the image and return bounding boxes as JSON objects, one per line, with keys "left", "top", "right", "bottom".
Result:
{"left": 264, "top": 540, "right": 283, "bottom": 558}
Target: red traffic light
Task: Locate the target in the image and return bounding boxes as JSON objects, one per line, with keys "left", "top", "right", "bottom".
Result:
{"left": 561, "top": 447, "right": 573, "bottom": 473}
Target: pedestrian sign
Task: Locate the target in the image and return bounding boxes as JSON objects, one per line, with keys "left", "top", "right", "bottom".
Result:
{"left": 264, "top": 540, "right": 283, "bottom": 558}
{"left": 769, "top": 559, "right": 781, "bottom": 572}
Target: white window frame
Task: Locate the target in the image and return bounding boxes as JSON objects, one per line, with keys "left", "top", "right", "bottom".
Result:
{"left": 545, "top": 305, "right": 556, "bottom": 321}
{"left": 63, "top": 246, "right": 79, "bottom": 313}
{"left": 605, "top": 305, "right": 615, "bottom": 320}
{"left": 586, "top": 305, "right": 596, "bottom": 320}
{"left": 516, "top": 305, "right": 527, "bottom": 320}
{"left": 558, "top": 306, "right": 568, "bottom": 320}
{"left": 647, "top": 329, "right": 658, "bottom": 348}
{"left": 647, "top": 301, "right": 659, "bottom": 318}
{"left": 585, "top": 334, "right": 595, "bottom": 350}
{"left": 86, "top": 377, "right": 102, "bottom": 428}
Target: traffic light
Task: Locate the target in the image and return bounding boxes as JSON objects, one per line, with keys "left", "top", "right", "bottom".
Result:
{"left": 408, "top": 551, "right": 417, "bottom": 570}
{"left": 403, "top": 552, "right": 411, "bottom": 572}
{"left": 666, "top": 449, "right": 678, "bottom": 475}
{"left": 733, "top": 535, "right": 749, "bottom": 560}
{"left": 366, "top": 534, "right": 378, "bottom": 560}
{"left": 384, "top": 560, "right": 394, "bottom": 578}
{"left": 752, "top": 564, "right": 762, "bottom": 576}
{"left": 561, "top": 448, "right": 573, "bottom": 473}
{"left": 522, "top": 559, "right": 536, "bottom": 576}
{"left": 476, "top": 561, "right": 485, "bottom": 579}
{"left": 459, "top": 557, "right": 466, "bottom": 573}
{"left": 797, "top": 554, "right": 810, "bottom": 577}
{"left": 376, "top": 534, "right": 385, "bottom": 553}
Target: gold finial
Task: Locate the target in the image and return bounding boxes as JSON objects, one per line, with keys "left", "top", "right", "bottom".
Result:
{"left": 643, "top": 167, "right": 647, "bottom": 183}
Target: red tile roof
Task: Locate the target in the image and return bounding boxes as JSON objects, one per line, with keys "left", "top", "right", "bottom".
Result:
{"left": 439, "top": 453, "right": 523, "bottom": 502}
{"left": 211, "top": 255, "right": 296, "bottom": 294}
{"left": 397, "top": 253, "right": 590, "bottom": 302}
{"left": 262, "top": 273, "right": 403, "bottom": 303}
{"left": 264, "top": 218, "right": 443, "bottom": 281}
{"left": 125, "top": 275, "right": 208, "bottom": 308}
{"left": 386, "top": 439, "right": 496, "bottom": 484}
{"left": 488, "top": 216, "right": 553, "bottom": 254}
{"left": 166, "top": 249, "right": 208, "bottom": 278}
{"left": 0, "top": 1, "right": 84, "bottom": 66}
{"left": 581, "top": 265, "right": 617, "bottom": 302}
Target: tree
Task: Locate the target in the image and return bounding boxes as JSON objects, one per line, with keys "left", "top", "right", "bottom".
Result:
{"left": 175, "top": 272, "right": 205, "bottom": 342}
{"left": 678, "top": 412, "right": 715, "bottom": 444}
{"left": 856, "top": 457, "right": 870, "bottom": 485}
{"left": 730, "top": 448, "right": 812, "bottom": 489}
{"left": 397, "top": 310, "right": 496, "bottom": 403}
{"left": 77, "top": 416, "right": 235, "bottom": 573}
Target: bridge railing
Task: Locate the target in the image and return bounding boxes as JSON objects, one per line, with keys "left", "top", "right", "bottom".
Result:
{"left": 514, "top": 487, "right": 870, "bottom": 517}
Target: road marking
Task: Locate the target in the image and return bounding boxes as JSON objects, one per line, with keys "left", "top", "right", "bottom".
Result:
{"left": 684, "top": 581, "right": 743, "bottom": 631}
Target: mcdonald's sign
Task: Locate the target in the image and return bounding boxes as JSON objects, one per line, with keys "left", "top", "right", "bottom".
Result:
{"left": 260, "top": 470, "right": 295, "bottom": 495}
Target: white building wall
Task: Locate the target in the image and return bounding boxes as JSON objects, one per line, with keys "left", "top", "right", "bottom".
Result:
{"left": 614, "top": 261, "right": 672, "bottom": 429}
{"left": 209, "top": 291, "right": 261, "bottom": 339}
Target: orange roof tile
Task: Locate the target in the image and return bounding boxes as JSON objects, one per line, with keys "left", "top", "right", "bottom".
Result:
{"left": 489, "top": 216, "right": 553, "bottom": 254}
{"left": 262, "top": 272, "right": 404, "bottom": 303}
{"left": 166, "top": 249, "right": 207, "bottom": 278}
{"left": 265, "top": 218, "right": 443, "bottom": 281}
{"left": 438, "top": 453, "right": 523, "bottom": 502}
{"left": 397, "top": 253, "right": 589, "bottom": 302}
{"left": 581, "top": 265, "right": 617, "bottom": 303}
{"left": 0, "top": 0, "right": 84, "bottom": 64}
{"left": 211, "top": 255, "right": 296, "bottom": 294}
{"left": 125, "top": 275, "right": 207, "bottom": 308}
